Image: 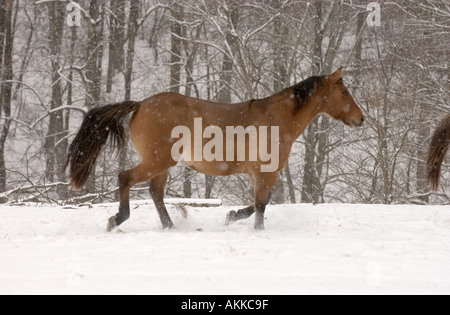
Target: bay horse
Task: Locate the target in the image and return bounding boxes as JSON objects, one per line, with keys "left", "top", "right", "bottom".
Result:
{"left": 65, "top": 68, "right": 364, "bottom": 231}
{"left": 427, "top": 114, "right": 450, "bottom": 192}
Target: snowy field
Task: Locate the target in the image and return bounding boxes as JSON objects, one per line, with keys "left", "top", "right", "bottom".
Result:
{"left": 0, "top": 201, "right": 449, "bottom": 295}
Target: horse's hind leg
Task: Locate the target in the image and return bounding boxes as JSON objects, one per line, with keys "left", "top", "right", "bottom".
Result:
{"left": 107, "top": 164, "right": 154, "bottom": 232}
{"left": 149, "top": 170, "right": 174, "bottom": 229}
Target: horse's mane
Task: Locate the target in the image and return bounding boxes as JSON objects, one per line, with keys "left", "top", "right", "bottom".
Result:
{"left": 291, "top": 76, "right": 325, "bottom": 113}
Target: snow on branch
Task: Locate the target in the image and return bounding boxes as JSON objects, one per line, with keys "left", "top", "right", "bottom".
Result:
{"left": 137, "top": 3, "right": 169, "bottom": 30}
{"left": 32, "top": 106, "right": 87, "bottom": 129}
{"left": 34, "top": 0, "right": 102, "bottom": 25}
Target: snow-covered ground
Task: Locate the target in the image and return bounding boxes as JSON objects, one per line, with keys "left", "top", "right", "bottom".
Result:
{"left": 0, "top": 202, "right": 449, "bottom": 295}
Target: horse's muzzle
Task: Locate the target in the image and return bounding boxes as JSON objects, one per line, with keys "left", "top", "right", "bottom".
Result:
{"left": 351, "top": 115, "right": 364, "bottom": 128}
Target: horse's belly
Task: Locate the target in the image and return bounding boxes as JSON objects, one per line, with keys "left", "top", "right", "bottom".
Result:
{"left": 181, "top": 161, "right": 243, "bottom": 176}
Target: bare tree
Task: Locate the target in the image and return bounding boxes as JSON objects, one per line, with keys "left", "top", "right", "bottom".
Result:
{"left": 124, "top": 0, "right": 139, "bottom": 101}
{"left": 271, "top": 0, "right": 289, "bottom": 204}
{"left": 169, "top": 2, "right": 182, "bottom": 94}
{"left": 106, "top": 0, "right": 126, "bottom": 93}
{"left": 301, "top": 0, "right": 362, "bottom": 204}
{"left": 301, "top": 0, "right": 329, "bottom": 204}
{"left": 0, "top": 2, "right": 6, "bottom": 70}
{"left": 1, "top": 0, "right": 448, "bottom": 205}
{"left": 85, "top": 0, "right": 104, "bottom": 109}
{"left": 41, "top": 1, "right": 66, "bottom": 189}
{"left": 217, "top": 2, "right": 239, "bottom": 104}
{"left": 0, "top": 0, "right": 14, "bottom": 195}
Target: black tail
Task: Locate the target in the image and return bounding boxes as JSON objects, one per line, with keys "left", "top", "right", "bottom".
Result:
{"left": 65, "top": 101, "right": 141, "bottom": 190}
{"left": 427, "top": 114, "right": 450, "bottom": 192}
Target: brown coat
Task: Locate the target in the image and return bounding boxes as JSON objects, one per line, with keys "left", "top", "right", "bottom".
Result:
{"left": 66, "top": 68, "right": 364, "bottom": 231}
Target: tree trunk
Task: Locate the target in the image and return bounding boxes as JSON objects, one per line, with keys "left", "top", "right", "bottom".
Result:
{"left": 106, "top": 0, "right": 125, "bottom": 93}
{"left": 271, "top": 0, "right": 289, "bottom": 204}
{"left": 170, "top": 3, "right": 182, "bottom": 93}
{"left": 415, "top": 112, "right": 430, "bottom": 203}
{"left": 43, "top": 0, "right": 66, "bottom": 190}
{"left": 85, "top": 0, "right": 104, "bottom": 109}
{"left": 183, "top": 168, "right": 193, "bottom": 198}
{"left": 204, "top": 46, "right": 214, "bottom": 199}
{"left": 0, "top": 2, "right": 6, "bottom": 73}
{"left": 0, "top": 0, "right": 13, "bottom": 195}
{"left": 13, "top": 3, "right": 35, "bottom": 102}
{"left": 218, "top": 6, "right": 239, "bottom": 104}
{"left": 285, "top": 161, "right": 296, "bottom": 204}
{"left": 205, "top": 174, "right": 215, "bottom": 199}
{"left": 301, "top": 119, "right": 321, "bottom": 203}
{"left": 183, "top": 24, "right": 203, "bottom": 199}
{"left": 355, "top": 11, "right": 365, "bottom": 65}
{"left": 168, "top": 3, "right": 192, "bottom": 198}
{"left": 378, "top": 92, "right": 391, "bottom": 204}
{"left": 301, "top": 1, "right": 342, "bottom": 204}
{"left": 116, "top": 0, "right": 139, "bottom": 200}
{"left": 301, "top": 1, "right": 324, "bottom": 204}
{"left": 61, "top": 25, "right": 78, "bottom": 199}
{"left": 124, "top": 0, "right": 139, "bottom": 101}
{"left": 84, "top": 0, "right": 104, "bottom": 193}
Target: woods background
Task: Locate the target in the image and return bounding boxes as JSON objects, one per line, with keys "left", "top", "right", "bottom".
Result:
{"left": 0, "top": 0, "right": 448, "bottom": 206}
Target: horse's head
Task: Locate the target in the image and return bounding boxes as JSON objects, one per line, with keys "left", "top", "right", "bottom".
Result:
{"left": 319, "top": 68, "right": 364, "bottom": 128}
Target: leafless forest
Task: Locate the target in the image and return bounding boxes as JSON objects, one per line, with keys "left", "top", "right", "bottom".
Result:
{"left": 0, "top": 0, "right": 448, "bottom": 205}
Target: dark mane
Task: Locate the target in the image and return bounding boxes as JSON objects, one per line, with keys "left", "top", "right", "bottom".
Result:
{"left": 291, "top": 76, "right": 324, "bottom": 113}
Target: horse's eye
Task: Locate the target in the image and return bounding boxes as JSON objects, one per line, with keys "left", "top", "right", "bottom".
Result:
{"left": 342, "top": 91, "right": 349, "bottom": 97}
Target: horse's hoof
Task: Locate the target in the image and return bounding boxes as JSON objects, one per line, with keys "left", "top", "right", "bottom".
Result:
{"left": 162, "top": 219, "right": 175, "bottom": 230}
{"left": 163, "top": 223, "right": 175, "bottom": 231}
{"left": 254, "top": 224, "right": 265, "bottom": 230}
{"left": 225, "top": 211, "right": 237, "bottom": 226}
{"left": 107, "top": 217, "right": 117, "bottom": 232}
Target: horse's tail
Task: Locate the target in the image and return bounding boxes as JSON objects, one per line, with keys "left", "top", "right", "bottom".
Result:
{"left": 65, "top": 101, "right": 141, "bottom": 190}
{"left": 427, "top": 114, "right": 450, "bottom": 192}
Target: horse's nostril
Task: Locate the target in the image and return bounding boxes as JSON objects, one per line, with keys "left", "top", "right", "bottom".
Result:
{"left": 361, "top": 116, "right": 365, "bottom": 123}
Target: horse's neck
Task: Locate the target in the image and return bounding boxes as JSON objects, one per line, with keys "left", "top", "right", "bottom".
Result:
{"left": 291, "top": 95, "right": 322, "bottom": 139}
{"left": 262, "top": 88, "right": 322, "bottom": 139}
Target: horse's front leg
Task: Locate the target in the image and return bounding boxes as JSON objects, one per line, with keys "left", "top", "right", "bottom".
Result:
{"left": 225, "top": 205, "right": 255, "bottom": 226}
{"left": 225, "top": 173, "right": 257, "bottom": 226}
{"left": 253, "top": 173, "right": 278, "bottom": 230}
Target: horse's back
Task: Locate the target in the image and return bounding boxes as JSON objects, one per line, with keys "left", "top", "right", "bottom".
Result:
{"left": 137, "top": 92, "right": 260, "bottom": 126}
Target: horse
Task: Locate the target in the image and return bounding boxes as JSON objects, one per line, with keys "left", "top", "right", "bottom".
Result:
{"left": 65, "top": 68, "right": 364, "bottom": 231}
{"left": 427, "top": 114, "right": 450, "bottom": 192}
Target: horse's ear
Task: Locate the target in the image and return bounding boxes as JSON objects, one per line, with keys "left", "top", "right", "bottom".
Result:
{"left": 327, "top": 67, "right": 343, "bottom": 83}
